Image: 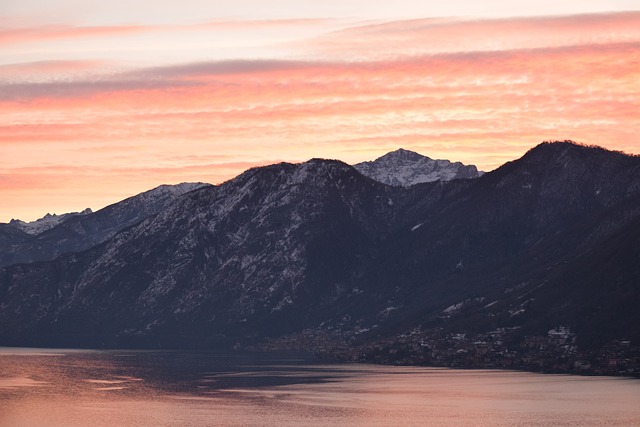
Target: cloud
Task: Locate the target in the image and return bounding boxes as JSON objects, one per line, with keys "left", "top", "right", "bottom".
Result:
{"left": 0, "top": 18, "right": 342, "bottom": 47}
{"left": 0, "top": 59, "right": 319, "bottom": 102}
{"left": 194, "top": 18, "right": 340, "bottom": 30}
{"left": 305, "top": 11, "right": 640, "bottom": 60}
{"left": 2, "top": 41, "right": 638, "bottom": 164}
{"left": 0, "top": 24, "right": 148, "bottom": 46}
{"left": 3, "top": 39, "right": 637, "bottom": 106}
{"left": 132, "top": 59, "right": 314, "bottom": 79}
{"left": 0, "top": 77, "right": 203, "bottom": 101}
{"left": 0, "top": 60, "right": 108, "bottom": 78}
{"left": 2, "top": 11, "right": 639, "bottom": 222}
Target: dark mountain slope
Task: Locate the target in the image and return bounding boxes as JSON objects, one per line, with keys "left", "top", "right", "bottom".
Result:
{"left": 517, "top": 213, "right": 640, "bottom": 348}
{"left": 342, "top": 142, "right": 640, "bottom": 343}
{"left": 0, "top": 224, "right": 30, "bottom": 254}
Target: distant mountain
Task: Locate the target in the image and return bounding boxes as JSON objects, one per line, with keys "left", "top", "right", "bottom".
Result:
{"left": 354, "top": 148, "right": 483, "bottom": 186}
{"left": 1, "top": 142, "right": 639, "bottom": 375}
{"left": 0, "top": 182, "right": 209, "bottom": 268}
{"left": 9, "top": 208, "right": 93, "bottom": 235}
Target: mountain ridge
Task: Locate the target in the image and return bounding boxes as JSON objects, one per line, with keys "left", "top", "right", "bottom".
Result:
{"left": 1, "top": 141, "right": 639, "bottom": 375}
{"left": 9, "top": 208, "right": 94, "bottom": 235}
{"left": 0, "top": 182, "right": 210, "bottom": 268}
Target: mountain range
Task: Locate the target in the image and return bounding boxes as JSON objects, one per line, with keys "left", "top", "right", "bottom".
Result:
{"left": 0, "top": 150, "right": 467, "bottom": 269}
{"left": 1, "top": 142, "right": 639, "bottom": 374}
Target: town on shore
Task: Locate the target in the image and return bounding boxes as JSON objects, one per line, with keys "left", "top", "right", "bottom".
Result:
{"left": 251, "top": 326, "right": 640, "bottom": 377}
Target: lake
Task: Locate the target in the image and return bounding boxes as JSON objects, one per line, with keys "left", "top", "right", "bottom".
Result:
{"left": 1, "top": 347, "right": 640, "bottom": 426}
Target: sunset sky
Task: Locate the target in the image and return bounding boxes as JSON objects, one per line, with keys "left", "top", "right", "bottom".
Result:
{"left": 2, "top": 1, "right": 639, "bottom": 222}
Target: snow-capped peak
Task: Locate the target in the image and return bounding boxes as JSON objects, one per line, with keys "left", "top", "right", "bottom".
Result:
{"left": 376, "top": 148, "right": 430, "bottom": 163}
{"left": 354, "top": 148, "right": 483, "bottom": 186}
{"left": 10, "top": 208, "right": 93, "bottom": 235}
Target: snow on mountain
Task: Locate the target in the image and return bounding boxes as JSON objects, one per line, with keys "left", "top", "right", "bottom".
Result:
{"left": 138, "top": 182, "right": 207, "bottom": 200}
{"left": 9, "top": 208, "right": 93, "bottom": 235}
{"left": 7, "top": 183, "right": 204, "bottom": 236}
{"left": 354, "top": 148, "right": 483, "bottom": 186}
{"left": 0, "top": 182, "right": 210, "bottom": 268}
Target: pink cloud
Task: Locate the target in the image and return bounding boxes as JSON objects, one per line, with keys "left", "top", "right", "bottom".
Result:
{"left": 0, "top": 24, "right": 149, "bottom": 46}
{"left": 2, "top": 12, "right": 639, "bottom": 221}
{"left": 2, "top": 41, "right": 638, "bottom": 163}
{"left": 0, "top": 18, "right": 340, "bottom": 47}
{"left": 307, "top": 11, "right": 640, "bottom": 59}
{"left": 195, "top": 18, "right": 339, "bottom": 30}
{"left": 0, "top": 60, "right": 108, "bottom": 78}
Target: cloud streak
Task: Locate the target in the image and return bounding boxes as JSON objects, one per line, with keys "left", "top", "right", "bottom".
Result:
{"left": 1, "top": 11, "right": 639, "bottom": 221}
{"left": 0, "top": 24, "right": 149, "bottom": 46}
{"left": 0, "top": 18, "right": 341, "bottom": 47}
{"left": 307, "top": 11, "right": 640, "bottom": 59}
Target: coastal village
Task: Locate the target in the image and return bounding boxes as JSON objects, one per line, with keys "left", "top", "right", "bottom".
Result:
{"left": 253, "top": 326, "right": 640, "bottom": 377}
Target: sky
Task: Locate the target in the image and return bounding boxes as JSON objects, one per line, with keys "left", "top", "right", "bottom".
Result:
{"left": 1, "top": 1, "right": 639, "bottom": 222}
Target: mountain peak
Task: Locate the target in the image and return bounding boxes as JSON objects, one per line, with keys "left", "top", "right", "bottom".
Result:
{"left": 517, "top": 140, "right": 636, "bottom": 169}
{"left": 354, "top": 148, "right": 482, "bottom": 186}
{"left": 376, "top": 148, "right": 429, "bottom": 162}
{"left": 527, "top": 140, "right": 620, "bottom": 156}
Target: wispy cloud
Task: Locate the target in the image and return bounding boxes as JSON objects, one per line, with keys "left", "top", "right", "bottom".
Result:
{"left": 0, "top": 24, "right": 149, "bottom": 46}
{"left": 0, "top": 18, "right": 342, "bottom": 47}
{"left": 132, "top": 59, "right": 315, "bottom": 79}
{"left": 2, "top": 11, "right": 639, "bottom": 222}
{"left": 0, "top": 60, "right": 108, "bottom": 78}
{"left": 194, "top": 18, "right": 340, "bottom": 30}
{"left": 0, "top": 77, "right": 201, "bottom": 101}
{"left": 305, "top": 11, "right": 640, "bottom": 59}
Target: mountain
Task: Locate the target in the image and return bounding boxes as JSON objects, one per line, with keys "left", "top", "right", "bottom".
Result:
{"left": 0, "top": 141, "right": 639, "bottom": 375}
{"left": 9, "top": 208, "right": 93, "bottom": 235}
{"left": 0, "top": 182, "right": 209, "bottom": 268}
{"left": 0, "top": 159, "right": 460, "bottom": 348}
{"left": 354, "top": 148, "right": 483, "bottom": 186}
{"left": 356, "top": 142, "right": 640, "bottom": 343}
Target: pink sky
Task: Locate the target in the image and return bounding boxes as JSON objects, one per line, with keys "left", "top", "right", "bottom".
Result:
{"left": 1, "top": 1, "right": 639, "bottom": 222}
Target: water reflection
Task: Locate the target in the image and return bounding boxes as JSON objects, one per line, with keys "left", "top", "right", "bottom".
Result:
{"left": 1, "top": 347, "right": 640, "bottom": 426}
{"left": 0, "top": 377, "right": 49, "bottom": 389}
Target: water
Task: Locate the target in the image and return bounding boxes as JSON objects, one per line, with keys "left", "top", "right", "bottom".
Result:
{"left": 1, "top": 348, "right": 640, "bottom": 426}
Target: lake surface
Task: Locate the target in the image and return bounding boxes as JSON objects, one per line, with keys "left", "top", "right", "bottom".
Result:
{"left": 1, "top": 348, "right": 640, "bottom": 426}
